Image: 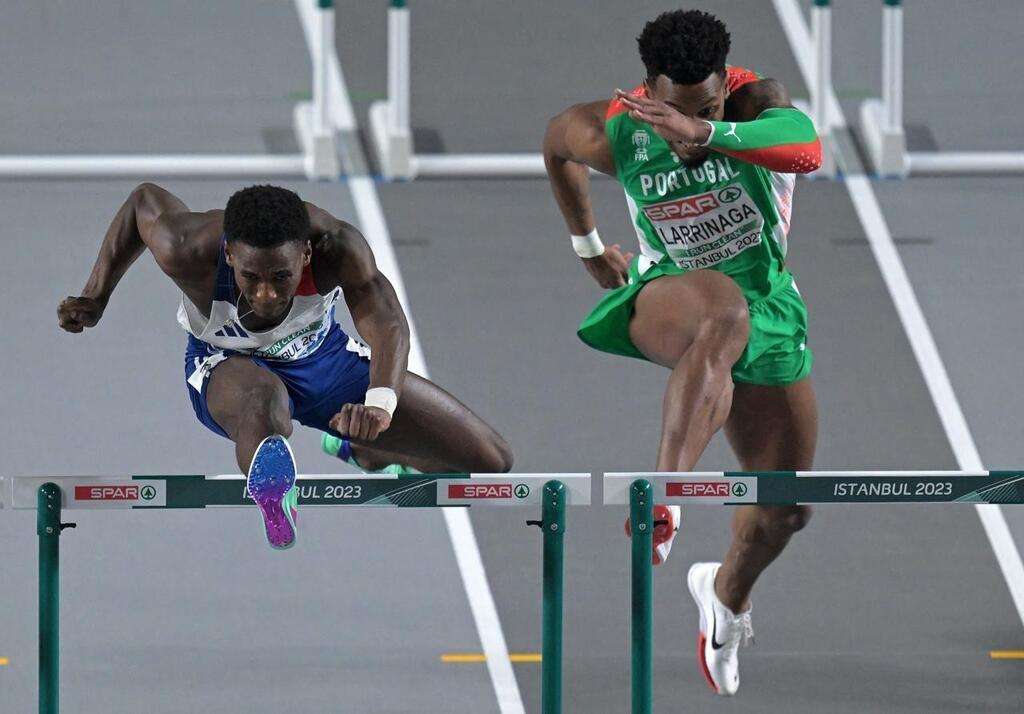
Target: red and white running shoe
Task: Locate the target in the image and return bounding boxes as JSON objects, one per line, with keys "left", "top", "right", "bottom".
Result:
{"left": 624, "top": 505, "right": 681, "bottom": 565}
{"left": 687, "top": 561, "right": 754, "bottom": 696}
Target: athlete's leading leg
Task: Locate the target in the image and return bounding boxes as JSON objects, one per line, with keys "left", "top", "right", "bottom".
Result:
{"left": 205, "top": 357, "right": 294, "bottom": 472}
{"left": 204, "top": 356, "right": 299, "bottom": 548}
{"left": 628, "top": 270, "right": 751, "bottom": 472}
{"left": 716, "top": 378, "right": 819, "bottom": 612}
{"left": 687, "top": 377, "right": 817, "bottom": 695}
{"left": 343, "top": 372, "right": 513, "bottom": 474}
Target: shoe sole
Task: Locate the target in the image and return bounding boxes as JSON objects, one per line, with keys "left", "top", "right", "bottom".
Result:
{"left": 687, "top": 564, "right": 720, "bottom": 694}
{"left": 247, "top": 436, "right": 298, "bottom": 550}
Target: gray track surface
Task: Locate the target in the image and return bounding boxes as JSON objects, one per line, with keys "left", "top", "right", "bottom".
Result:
{"left": 2, "top": 1, "right": 1022, "bottom": 713}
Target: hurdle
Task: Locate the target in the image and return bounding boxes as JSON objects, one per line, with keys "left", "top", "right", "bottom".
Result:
{"left": 368, "top": 0, "right": 546, "bottom": 179}
{"left": 1, "top": 472, "right": 590, "bottom": 714}
{"left": 370, "top": 1, "right": 845, "bottom": 181}
{"left": 852, "top": 0, "right": 1024, "bottom": 177}
{"left": 0, "top": 0, "right": 340, "bottom": 180}
{"left": 604, "top": 470, "right": 1024, "bottom": 713}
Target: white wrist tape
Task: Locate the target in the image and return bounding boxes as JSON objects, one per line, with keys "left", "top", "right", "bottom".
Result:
{"left": 571, "top": 228, "right": 606, "bottom": 258}
{"left": 699, "top": 120, "right": 716, "bottom": 147}
{"left": 364, "top": 387, "right": 398, "bottom": 417}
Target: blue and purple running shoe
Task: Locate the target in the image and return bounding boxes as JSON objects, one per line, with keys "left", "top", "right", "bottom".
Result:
{"left": 247, "top": 435, "right": 298, "bottom": 550}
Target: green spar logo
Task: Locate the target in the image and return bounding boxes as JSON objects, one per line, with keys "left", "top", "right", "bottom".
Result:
{"left": 514, "top": 484, "right": 530, "bottom": 499}
{"left": 731, "top": 482, "right": 748, "bottom": 498}
{"left": 718, "top": 186, "right": 742, "bottom": 203}
{"left": 140, "top": 485, "right": 157, "bottom": 501}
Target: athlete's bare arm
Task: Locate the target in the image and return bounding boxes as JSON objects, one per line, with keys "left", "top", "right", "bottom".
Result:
{"left": 543, "top": 100, "right": 633, "bottom": 288}
{"left": 725, "top": 78, "right": 792, "bottom": 121}
{"left": 306, "top": 203, "right": 410, "bottom": 440}
{"left": 57, "top": 183, "right": 220, "bottom": 333}
{"left": 615, "top": 78, "right": 820, "bottom": 173}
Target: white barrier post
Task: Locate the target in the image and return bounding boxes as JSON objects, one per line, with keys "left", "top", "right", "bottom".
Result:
{"left": 313, "top": 0, "right": 332, "bottom": 138}
{"left": 859, "top": 0, "right": 908, "bottom": 177}
{"left": 809, "top": 0, "right": 836, "bottom": 178}
{"left": 881, "top": 0, "right": 903, "bottom": 137}
{"left": 293, "top": 0, "right": 342, "bottom": 179}
{"left": 369, "top": 0, "right": 414, "bottom": 179}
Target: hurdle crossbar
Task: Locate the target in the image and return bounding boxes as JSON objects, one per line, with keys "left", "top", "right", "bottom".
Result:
{"left": 605, "top": 471, "right": 1024, "bottom": 506}
{"left": 611, "top": 471, "right": 1024, "bottom": 713}
{"left": 4, "top": 473, "right": 589, "bottom": 714}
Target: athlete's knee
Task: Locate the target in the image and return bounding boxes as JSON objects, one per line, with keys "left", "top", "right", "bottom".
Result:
{"left": 475, "top": 431, "right": 514, "bottom": 473}
{"left": 761, "top": 505, "right": 813, "bottom": 536}
{"left": 238, "top": 382, "right": 292, "bottom": 436}
{"left": 695, "top": 298, "right": 750, "bottom": 359}
{"left": 737, "top": 505, "right": 812, "bottom": 543}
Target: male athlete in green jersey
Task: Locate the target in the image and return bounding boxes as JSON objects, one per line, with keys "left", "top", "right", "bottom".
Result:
{"left": 544, "top": 9, "right": 822, "bottom": 696}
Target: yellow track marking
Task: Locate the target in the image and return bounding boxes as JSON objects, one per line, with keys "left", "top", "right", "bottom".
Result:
{"left": 441, "top": 653, "right": 542, "bottom": 664}
{"left": 990, "top": 651, "right": 1024, "bottom": 659}
{"left": 0, "top": 657, "right": 9, "bottom": 666}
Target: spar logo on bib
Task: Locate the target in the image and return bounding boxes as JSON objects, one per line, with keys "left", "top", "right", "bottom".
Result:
{"left": 718, "top": 186, "right": 742, "bottom": 203}
{"left": 641, "top": 183, "right": 765, "bottom": 271}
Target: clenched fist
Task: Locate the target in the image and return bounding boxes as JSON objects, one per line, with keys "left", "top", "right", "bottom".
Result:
{"left": 58, "top": 296, "right": 105, "bottom": 333}
{"left": 329, "top": 403, "right": 392, "bottom": 442}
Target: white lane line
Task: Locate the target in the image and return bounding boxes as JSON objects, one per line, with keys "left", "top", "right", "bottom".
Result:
{"left": 347, "top": 176, "right": 526, "bottom": 713}
{"left": 294, "top": 2, "right": 526, "bottom": 711}
{"left": 773, "top": 0, "right": 1024, "bottom": 628}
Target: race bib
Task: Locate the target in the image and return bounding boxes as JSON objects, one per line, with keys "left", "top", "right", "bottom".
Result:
{"left": 642, "top": 184, "right": 764, "bottom": 270}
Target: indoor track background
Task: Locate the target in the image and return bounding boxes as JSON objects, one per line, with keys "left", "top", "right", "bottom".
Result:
{"left": 2, "top": 1, "right": 1022, "bottom": 712}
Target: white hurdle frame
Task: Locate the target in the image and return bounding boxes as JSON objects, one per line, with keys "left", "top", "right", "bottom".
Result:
{"left": 806, "top": 0, "right": 837, "bottom": 179}
{"left": 858, "top": 0, "right": 1024, "bottom": 177}
{"left": 368, "top": 0, "right": 578, "bottom": 180}
{"left": 369, "top": 1, "right": 843, "bottom": 181}
{"left": 0, "top": 0, "right": 339, "bottom": 181}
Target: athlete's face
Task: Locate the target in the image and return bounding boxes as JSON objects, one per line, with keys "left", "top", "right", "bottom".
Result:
{"left": 645, "top": 71, "right": 729, "bottom": 166}
{"left": 225, "top": 240, "right": 312, "bottom": 321}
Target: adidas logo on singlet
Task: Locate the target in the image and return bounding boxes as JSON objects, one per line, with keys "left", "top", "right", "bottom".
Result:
{"left": 214, "top": 322, "right": 250, "bottom": 339}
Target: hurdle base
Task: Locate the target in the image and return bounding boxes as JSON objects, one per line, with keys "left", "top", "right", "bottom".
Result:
{"left": 859, "top": 99, "right": 908, "bottom": 178}
{"left": 369, "top": 100, "right": 414, "bottom": 180}
{"left": 293, "top": 102, "right": 341, "bottom": 180}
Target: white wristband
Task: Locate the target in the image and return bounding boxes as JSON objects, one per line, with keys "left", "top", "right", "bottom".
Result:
{"left": 364, "top": 387, "right": 398, "bottom": 417}
{"left": 699, "top": 120, "right": 715, "bottom": 147}
{"left": 571, "top": 228, "right": 606, "bottom": 258}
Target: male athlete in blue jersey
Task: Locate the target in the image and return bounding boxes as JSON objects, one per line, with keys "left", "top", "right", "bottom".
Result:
{"left": 59, "top": 183, "right": 512, "bottom": 549}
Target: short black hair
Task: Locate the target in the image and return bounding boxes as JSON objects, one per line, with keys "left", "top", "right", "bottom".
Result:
{"left": 637, "top": 9, "right": 731, "bottom": 85}
{"left": 224, "top": 185, "right": 310, "bottom": 248}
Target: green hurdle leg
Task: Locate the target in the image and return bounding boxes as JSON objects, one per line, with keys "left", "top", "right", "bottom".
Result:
{"left": 541, "top": 480, "right": 566, "bottom": 714}
{"left": 38, "top": 483, "right": 63, "bottom": 714}
{"left": 630, "top": 480, "right": 653, "bottom": 714}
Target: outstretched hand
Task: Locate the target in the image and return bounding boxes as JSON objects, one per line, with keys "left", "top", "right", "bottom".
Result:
{"left": 614, "top": 89, "right": 710, "bottom": 146}
{"left": 330, "top": 403, "right": 393, "bottom": 442}
{"left": 57, "top": 296, "right": 105, "bottom": 333}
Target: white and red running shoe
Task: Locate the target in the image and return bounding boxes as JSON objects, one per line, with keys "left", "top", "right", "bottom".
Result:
{"left": 687, "top": 561, "right": 754, "bottom": 696}
{"left": 624, "top": 505, "right": 681, "bottom": 565}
